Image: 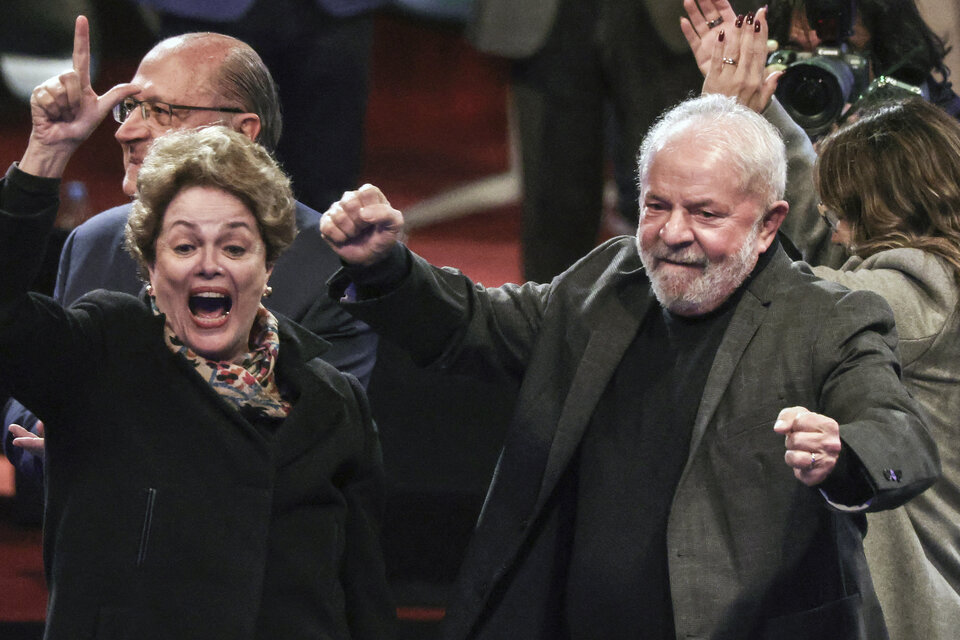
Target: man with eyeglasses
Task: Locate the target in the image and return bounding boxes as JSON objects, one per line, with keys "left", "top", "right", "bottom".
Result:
{"left": 2, "top": 16, "right": 377, "bottom": 488}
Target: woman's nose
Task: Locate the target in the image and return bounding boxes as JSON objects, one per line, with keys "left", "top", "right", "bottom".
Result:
{"left": 197, "top": 249, "right": 223, "bottom": 277}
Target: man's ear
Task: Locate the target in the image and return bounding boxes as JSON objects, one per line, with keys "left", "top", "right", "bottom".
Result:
{"left": 758, "top": 201, "right": 789, "bottom": 252}
{"left": 233, "top": 113, "right": 261, "bottom": 143}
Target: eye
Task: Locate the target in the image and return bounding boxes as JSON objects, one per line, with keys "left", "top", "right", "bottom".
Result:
{"left": 224, "top": 245, "right": 247, "bottom": 257}
{"left": 148, "top": 102, "right": 173, "bottom": 118}
{"left": 172, "top": 243, "right": 194, "bottom": 255}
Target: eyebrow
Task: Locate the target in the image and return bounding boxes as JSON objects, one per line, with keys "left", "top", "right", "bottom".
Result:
{"left": 166, "top": 219, "right": 255, "bottom": 232}
{"left": 644, "top": 194, "right": 719, "bottom": 209}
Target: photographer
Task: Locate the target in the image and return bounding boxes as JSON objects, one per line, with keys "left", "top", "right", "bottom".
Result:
{"left": 767, "top": 0, "right": 960, "bottom": 122}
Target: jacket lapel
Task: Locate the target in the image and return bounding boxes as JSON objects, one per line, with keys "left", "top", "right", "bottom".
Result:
{"left": 533, "top": 277, "right": 653, "bottom": 514}
{"left": 270, "top": 316, "right": 345, "bottom": 466}
{"left": 685, "top": 248, "right": 788, "bottom": 461}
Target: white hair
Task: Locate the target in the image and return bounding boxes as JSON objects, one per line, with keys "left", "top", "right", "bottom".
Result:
{"left": 636, "top": 94, "right": 786, "bottom": 210}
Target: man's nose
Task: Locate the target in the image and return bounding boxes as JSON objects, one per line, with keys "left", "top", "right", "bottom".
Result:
{"left": 115, "top": 107, "right": 150, "bottom": 143}
{"left": 658, "top": 209, "right": 694, "bottom": 246}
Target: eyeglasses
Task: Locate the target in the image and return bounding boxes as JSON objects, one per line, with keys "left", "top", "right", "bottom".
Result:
{"left": 112, "top": 97, "right": 244, "bottom": 126}
{"left": 817, "top": 202, "right": 842, "bottom": 233}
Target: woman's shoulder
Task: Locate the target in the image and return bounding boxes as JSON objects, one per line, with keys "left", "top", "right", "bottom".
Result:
{"left": 814, "top": 248, "right": 958, "bottom": 341}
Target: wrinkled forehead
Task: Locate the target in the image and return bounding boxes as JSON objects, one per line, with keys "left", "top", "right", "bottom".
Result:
{"left": 642, "top": 130, "right": 731, "bottom": 187}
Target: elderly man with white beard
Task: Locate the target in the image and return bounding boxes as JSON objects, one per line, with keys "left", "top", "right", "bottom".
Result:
{"left": 318, "top": 93, "right": 939, "bottom": 640}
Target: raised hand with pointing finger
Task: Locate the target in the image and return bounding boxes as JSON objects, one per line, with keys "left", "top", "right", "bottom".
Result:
{"left": 19, "top": 15, "right": 140, "bottom": 179}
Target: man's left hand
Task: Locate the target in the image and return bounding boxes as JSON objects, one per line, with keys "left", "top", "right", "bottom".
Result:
{"left": 773, "top": 406, "right": 841, "bottom": 486}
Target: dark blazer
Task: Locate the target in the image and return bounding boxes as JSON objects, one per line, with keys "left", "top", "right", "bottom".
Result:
{"left": 335, "top": 237, "right": 940, "bottom": 640}
{"left": 0, "top": 186, "right": 394, "bottom": 639}
{"left": 3, "top": 199, "right": 377, "bottom": 481}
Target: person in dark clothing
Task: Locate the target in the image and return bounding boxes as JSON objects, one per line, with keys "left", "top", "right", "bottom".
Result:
{"left": 315, "top": 93, "right": 939, "bottom": 638}
{"left": 0, "top": 20, "right": 393, "bottom": 637}
{"left": 3, "top": 18, "right": 377, "bottom": 490}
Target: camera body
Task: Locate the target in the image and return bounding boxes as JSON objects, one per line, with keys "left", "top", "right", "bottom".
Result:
{"left": 770, "top": 47, "right": 871, "bottom": 137}
{"left": 769, "top": 0, "right": 871, "bottom": 137}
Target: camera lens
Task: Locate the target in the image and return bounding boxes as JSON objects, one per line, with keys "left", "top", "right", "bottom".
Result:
{"left": 775, "top": 56, "right": 856, "bottom": 137}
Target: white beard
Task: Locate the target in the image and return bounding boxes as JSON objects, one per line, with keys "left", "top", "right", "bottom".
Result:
{"left": 638, "top": 223, "right": 761, "bottom": 316}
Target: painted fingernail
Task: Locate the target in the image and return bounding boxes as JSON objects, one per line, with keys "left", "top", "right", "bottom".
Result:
{"left": 718, "top": 29, "right": 725, "bottom": 42}
{"left": 755, "top": 20, "right": 762, "bottom": 32}
{"left": 747, "top": 12, "right": 755, "bottom": 24}
{"left": 736, "top": 14, "right": 745, "bottom": 27}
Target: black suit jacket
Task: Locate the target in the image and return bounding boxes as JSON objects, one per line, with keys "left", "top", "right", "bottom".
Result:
{"left": 0, "top": 191, "right": 394, "bottom": 639}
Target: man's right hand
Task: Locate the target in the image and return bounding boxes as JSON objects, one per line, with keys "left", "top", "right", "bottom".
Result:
{"left": 9, "top": 422, "right": 45, "bottom": 458}
{"left": 19, "top": 15, "right": 140, "bottom": 178}
{"left": 320, "top": 184, "right": 405, "bottom": 266}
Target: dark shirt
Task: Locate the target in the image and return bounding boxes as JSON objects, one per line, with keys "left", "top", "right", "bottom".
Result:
{"left": 564, "top": 293, "right": 740, "bottom": 639}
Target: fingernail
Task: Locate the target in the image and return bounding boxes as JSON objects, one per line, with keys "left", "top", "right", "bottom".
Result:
{"left": 774, "top": 420, "right": 784, "bottom": 431}
{"left": 755, "top": 20, "right": 762, "bottom": 32}
{"left": 736, "top": 14, "right": 745, "bottom": 27}
{"left": 718, "top": 29, "right": 725, "bottom": 42}
{"left": 747, "top": 12, "right": 755, "bottom": 24}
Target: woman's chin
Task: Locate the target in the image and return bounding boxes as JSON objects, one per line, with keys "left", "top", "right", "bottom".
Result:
{"left": 184, "top": 332, "right": 241, "bottom": 363}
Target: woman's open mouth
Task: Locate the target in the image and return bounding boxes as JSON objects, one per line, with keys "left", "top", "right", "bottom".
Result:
{"left": 188, "top": 291, "right": 233, "bottom": 326}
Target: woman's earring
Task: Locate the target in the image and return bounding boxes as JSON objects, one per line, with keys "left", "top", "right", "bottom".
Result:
{"left": 263, "top": 285, "right": 273, "bottom": 298}
{"left": 146, "top": 283, "right": 154, "bottom": 297}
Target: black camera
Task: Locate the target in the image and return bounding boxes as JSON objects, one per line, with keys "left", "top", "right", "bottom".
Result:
{"left": 769, "top": 0, "right": 871, "bottom": 138}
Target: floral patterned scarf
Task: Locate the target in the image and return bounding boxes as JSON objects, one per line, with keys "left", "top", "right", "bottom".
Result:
{"left": 159, "top": 304, "right": 292, "bottom": 419}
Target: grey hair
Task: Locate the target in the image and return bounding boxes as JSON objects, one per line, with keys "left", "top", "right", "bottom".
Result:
{"left": 636, "top": 94, "right": 786, "bottom": 209}
{"left": 215, "top": 44, "right": 282, "bottom": 152}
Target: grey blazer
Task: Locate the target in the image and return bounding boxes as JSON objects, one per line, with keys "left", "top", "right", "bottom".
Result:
{"left": 814, "top": 250, "right": 960, "bottom": 639}
{"left": 468, "top": 0, "right": 690, "bottom": 58}
{"left": 337, "top": 237, "right": 939, "bottom": 639}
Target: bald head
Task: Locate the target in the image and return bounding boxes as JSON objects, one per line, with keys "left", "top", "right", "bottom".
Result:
{"left": 143, "top": 33, "right": 282, "bottom": 151}
{"left": 114, "top": 32, "right": 282, "bottom": 196}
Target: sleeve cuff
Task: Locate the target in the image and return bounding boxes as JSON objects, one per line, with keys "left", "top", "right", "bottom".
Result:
{"left": 817, "top": 442, "right": 877, "bottom": 511}
{"left": 336, "top": 243, "right": 411, "bottom": 300}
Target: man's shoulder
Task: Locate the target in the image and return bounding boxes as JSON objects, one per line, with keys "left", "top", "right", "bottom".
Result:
{"left": 565, "top": 236, "right": 642, "bottom": 279}
{"left": 759, "top": 253, "right": 896, "bottom": 323}
{"left": 70, "top": 203, "right": 132, "bottom": 243}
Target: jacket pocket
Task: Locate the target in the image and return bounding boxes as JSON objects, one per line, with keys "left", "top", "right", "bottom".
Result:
{"left": 137, "top": 488, "right": 157, "bottom": 568}
{"left": 760, "top": 592, "right": 865, "bottom": 640}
